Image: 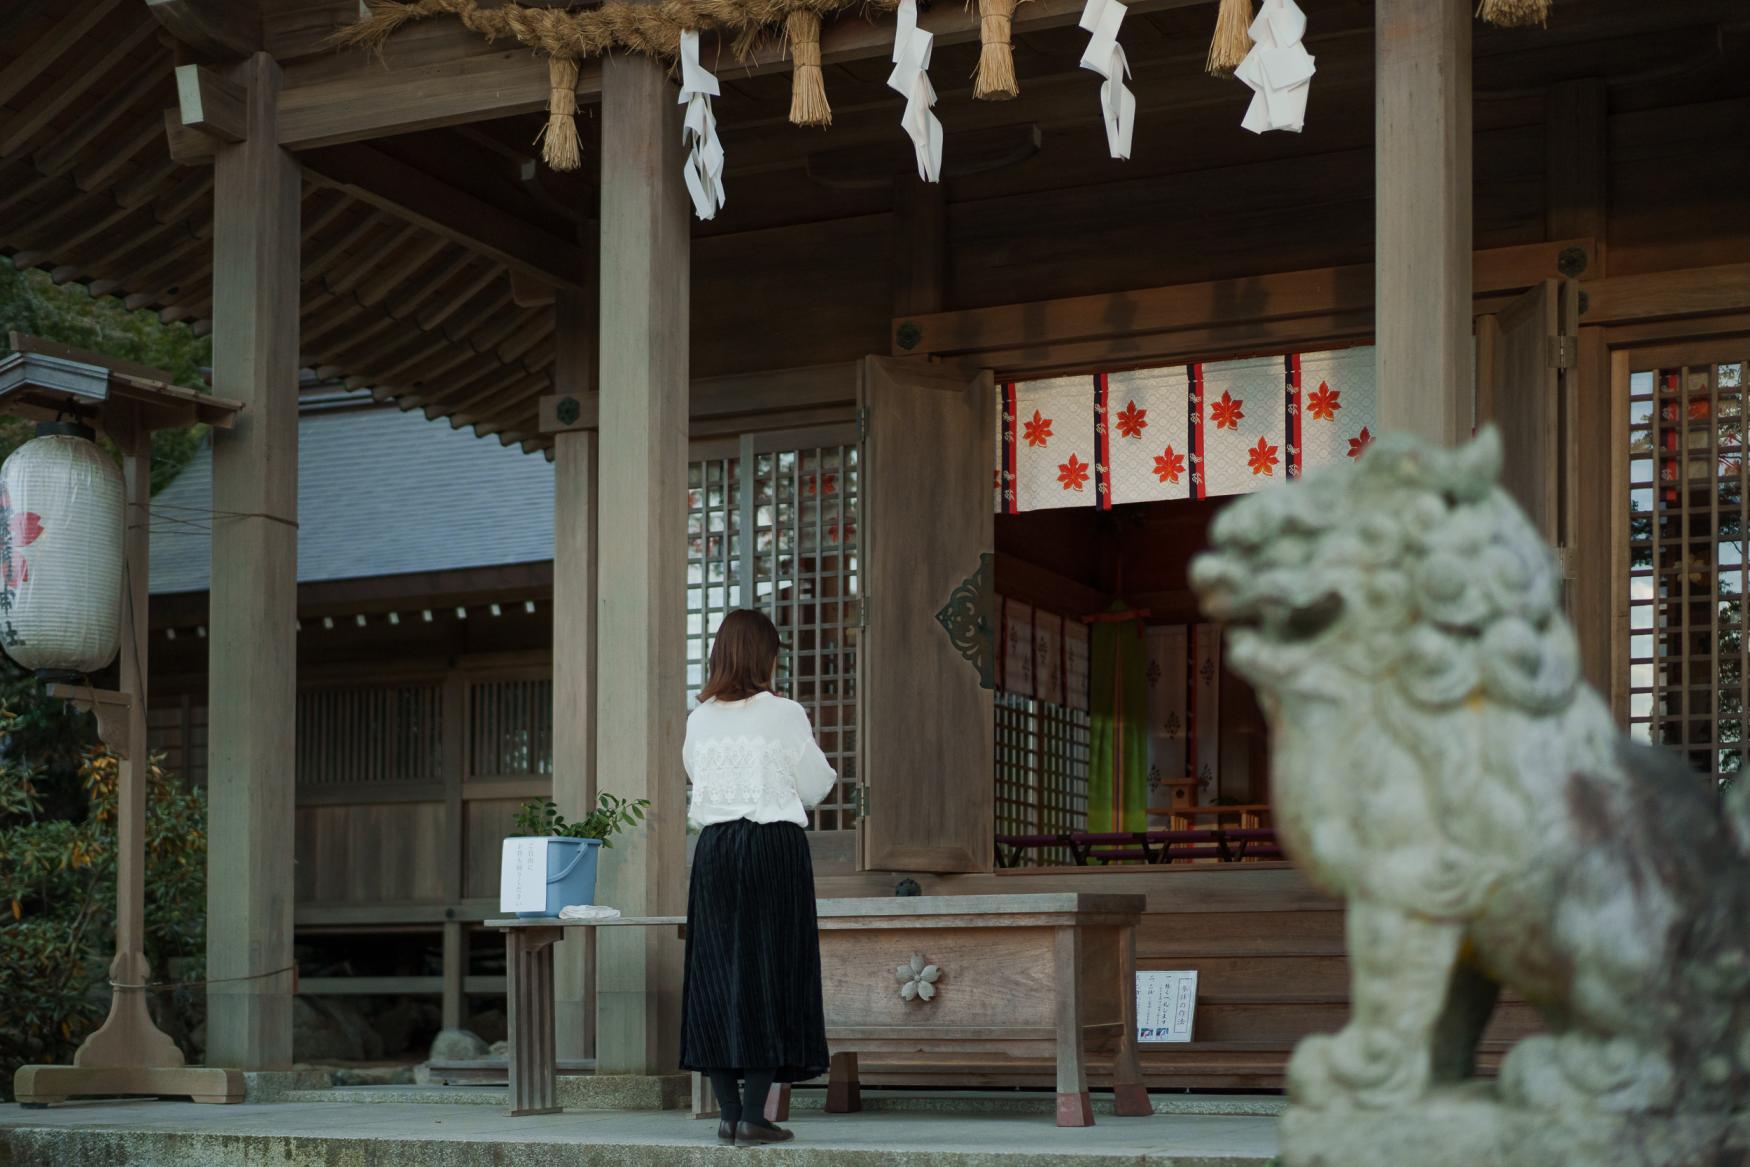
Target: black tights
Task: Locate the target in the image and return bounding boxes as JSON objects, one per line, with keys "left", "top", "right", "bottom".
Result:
{"left": 706, "top": 1068, "right": 777, "bottom": 1127}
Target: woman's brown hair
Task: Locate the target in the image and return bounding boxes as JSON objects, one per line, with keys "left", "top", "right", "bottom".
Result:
{"left": 698, "top": 609, "right": 782, "bottom": 704}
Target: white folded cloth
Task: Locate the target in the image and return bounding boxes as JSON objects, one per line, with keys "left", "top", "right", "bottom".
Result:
{"left": 558, "top": 904, "right": 622, "bottom": 921}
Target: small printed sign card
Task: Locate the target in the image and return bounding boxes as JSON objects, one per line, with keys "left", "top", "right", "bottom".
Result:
{"left": 1136, "top": 970, "right": 1199, "bottom": 1043}
{"left": 499, "top": 837, "right": 550, "bottom": 914}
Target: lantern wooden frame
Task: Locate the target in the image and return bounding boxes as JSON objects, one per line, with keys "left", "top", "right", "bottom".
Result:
{"left": 1, "top": 333, "right": 246, "bottom": 1107}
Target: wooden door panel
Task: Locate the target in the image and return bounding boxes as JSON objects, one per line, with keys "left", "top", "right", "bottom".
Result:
{"left": 858, "top": 356, "right": 995, "bottom": 873}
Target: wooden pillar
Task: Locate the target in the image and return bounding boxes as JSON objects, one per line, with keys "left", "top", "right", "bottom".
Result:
{"left": 551, "top": 283, "right": 599, "bottom": 1063}
{"left": 892, "top": 176, "right": 946, "bottom": 318}
{"left": 593, "top": 52, "right": 690, "bottom": 1076}
{"left": 1374, "top": 0, "right": 1472, "bottom": 445}
{"left": 1545, "top": 78, "right": 1608, "bottom": 271}
{"left": 205, "top": 51, "right": 300, "bottom": 1070}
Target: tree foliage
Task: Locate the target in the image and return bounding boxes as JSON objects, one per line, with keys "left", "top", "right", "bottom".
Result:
{"left": 0, "top": 698, "right": 207, "bottom": 1098}
{"left": 0, "top": 258, "right": 211, "bottom": 493}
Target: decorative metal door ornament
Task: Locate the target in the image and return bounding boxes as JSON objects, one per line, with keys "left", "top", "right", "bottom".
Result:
{"left": 935, "top": 552, "right": 996, "bottom": 689}
{"left": 896, "top": 953, "right": 943, "bottom": 1002}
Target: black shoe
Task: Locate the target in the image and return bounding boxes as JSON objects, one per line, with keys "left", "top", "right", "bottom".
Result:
{"left": 717, "top": 1119, "right": 738, "bottom": 1144}
{"left": 736, "top": 1120, "right": 794, "bottom": 1144}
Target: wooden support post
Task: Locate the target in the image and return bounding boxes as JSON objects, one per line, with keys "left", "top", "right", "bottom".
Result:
{"left": 505, "top": 929, "right": 561, "bottom": 1116}
{"left": 205, "top": 51, "right": 301, "bottom": 1071}
{"left": 826, "top": 1051, "right": 863, "bottom": 1113}
{"left": 892, "top": 176, "right": 946, "bottom": 319}
{"left": 1110, "top": 923, "right": 1150, "bottom": 1116}
{"left": 1054, "top": 925, "right": 1093, "bottom": 1127}
{"left": 1545, "top": 78, "right": 1608, "bottom": 276}
{"left": 593, "top": 52, "right": 690, "bottom": 1079}
{"left": 441, "top": 921, "right": 465, "bottom": 1032}
{"left": 1374, "top": 0, "right": 1472, "bottom": 445}
{"left": 551, "top": 282, "right": 599, "bottom": 1064}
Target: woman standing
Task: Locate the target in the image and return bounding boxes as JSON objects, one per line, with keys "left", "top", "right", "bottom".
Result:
{"left": 680, "top": 609, "right": 835, "bottom": 1145}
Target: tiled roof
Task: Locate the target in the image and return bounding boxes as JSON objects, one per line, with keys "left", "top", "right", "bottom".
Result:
{"left": 150, "top": 394, "right": 554, "bottom": 595}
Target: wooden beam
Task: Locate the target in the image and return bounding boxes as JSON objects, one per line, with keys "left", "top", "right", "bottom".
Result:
{"left": 0, "top": 0, "right": 127, "bottom": 109}
{"left": 300, "top": 143, "right": 585, "bottom": 288}
{"left": 541, "top": 362, "right": 861, "bottom": 434}
{"left": 275, "top": 0, "right": 1205, "bottom": 150}
{"left": 893, "top": 240, "right": 1597, "bottom": 363}
{"left": 1545, "top": 78, "right": 1608, "bottom": 276}
{"left": 205, "top": 51, "right": 300, "bottom": 1072}
{"left": 593, "top": 52, "right": 689, "bottom": 1078}
{"left": 0, "top": 19, "right": 158, "bottom": 157}
{"left": 147, "top": 0, "right": 262, "bottom": 59}
{"left": 1375, "top": 0, "right": 1473, "bottom": 445}
{"left": 176, "top": 64, "right": 247, "bottom": 143}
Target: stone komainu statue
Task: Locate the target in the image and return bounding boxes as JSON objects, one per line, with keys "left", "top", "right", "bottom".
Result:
{"left": 1192, "top": 430, "right": 1750, "bottom": 1157}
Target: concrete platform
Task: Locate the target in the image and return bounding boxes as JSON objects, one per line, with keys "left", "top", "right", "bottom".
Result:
{"left": 0, "top": 1097, "right": 1281, "bottom": 1166}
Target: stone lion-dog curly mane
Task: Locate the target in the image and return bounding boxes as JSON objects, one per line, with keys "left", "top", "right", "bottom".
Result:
{"left": 1192, "top": 429, "right": 1750, "bottom": 1154}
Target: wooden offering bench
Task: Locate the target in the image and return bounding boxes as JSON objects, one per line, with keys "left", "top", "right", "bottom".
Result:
{"left": 492, "top": 892, "right": 1149, "bottom": 1127}
{"left": 811, "top": 892, "right": 1150, "bottom": 1127}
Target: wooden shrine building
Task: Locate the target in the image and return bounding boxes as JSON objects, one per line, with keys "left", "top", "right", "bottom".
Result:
{"left": 3, "top": 0, "right": 1749, "bottom": 1092}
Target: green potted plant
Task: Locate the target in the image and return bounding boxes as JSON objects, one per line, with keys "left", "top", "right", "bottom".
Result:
{"left": 505, "top": 793, "right": 649, "bottom": 918}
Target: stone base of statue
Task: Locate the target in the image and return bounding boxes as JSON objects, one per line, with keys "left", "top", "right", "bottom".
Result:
{"left": 1282, "top": 1084, "right": 1750, "bottom": 1167}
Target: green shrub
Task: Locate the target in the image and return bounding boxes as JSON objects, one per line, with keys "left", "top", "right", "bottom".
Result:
{"left": 0, "top": 705, "right": 206, "bottom": 1099}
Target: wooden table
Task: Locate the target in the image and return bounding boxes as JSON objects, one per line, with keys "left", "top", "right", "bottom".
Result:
{"left": 492, "top": 892, "right": 1150, "bottom": 1128}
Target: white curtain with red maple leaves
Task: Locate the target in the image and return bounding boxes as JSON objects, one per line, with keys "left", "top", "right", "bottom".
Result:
{"left": 998, "top": 344, "right": 1378, "bottom": 513}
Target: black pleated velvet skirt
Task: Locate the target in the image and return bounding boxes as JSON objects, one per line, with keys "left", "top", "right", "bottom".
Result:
{"left": 680, "top": 819, "right": 830, "bottom": 1083}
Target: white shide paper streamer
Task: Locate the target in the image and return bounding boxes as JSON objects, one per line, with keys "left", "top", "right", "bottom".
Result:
{"left": 886, "top": 0, "right": 942, "bottom": 182}
{"left": 1078, "top": 0, "right": 1134, "bottom": 161}
{"left": 678, "top": 29, "right": 727, "bottom": 219}
{"left": 1236, "top": 0, "right": 1315, "bottom": 134}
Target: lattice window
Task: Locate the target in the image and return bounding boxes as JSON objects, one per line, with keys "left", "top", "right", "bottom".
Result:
{"left": 687, "top": 455, "right": 742, "bottom": 698}
{"left": 1627, "top": 358, "right": 1747, "bottom": 791}
{"left": 686, "top": 436, "right": 862, "bottom": 829}
{"left": 469, "top": 677, "right": 553, "bottom": 778}
{"left": 296, "top": 683, "right": 443, "bottom": 788}
{"left": 995, "top": 691, "right": 1089, "bottom": 867}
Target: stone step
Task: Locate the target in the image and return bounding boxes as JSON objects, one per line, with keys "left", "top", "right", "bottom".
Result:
{"left": 0, "top": 1099, "right": 1279, "bottom": 1166}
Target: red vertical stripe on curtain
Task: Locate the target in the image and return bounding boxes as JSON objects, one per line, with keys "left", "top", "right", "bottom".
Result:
{"left": 1001, "top": 381, "right": 1020, "bottom": 514}
{"left": 1284, "top": 353, "right": 1303, "bottom": 479}
{"left": 1188, "top": 363, "right": 1207, "bottom": 501}
{"left": 1094, "top": 372, "right": 1112, "bottom": 511}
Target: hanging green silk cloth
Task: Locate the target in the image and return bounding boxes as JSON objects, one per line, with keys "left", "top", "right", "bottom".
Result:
{"left": 1088, "top": 603, "right": 1149, "bottom": 833}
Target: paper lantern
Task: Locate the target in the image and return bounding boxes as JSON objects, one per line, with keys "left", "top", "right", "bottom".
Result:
{"left": 0, "top": 423, "right": 124, "bottom": 678}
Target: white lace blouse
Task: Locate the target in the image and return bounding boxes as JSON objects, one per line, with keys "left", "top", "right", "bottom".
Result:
{"left": 683, "top": 692, "right": 838, "bottom": 828}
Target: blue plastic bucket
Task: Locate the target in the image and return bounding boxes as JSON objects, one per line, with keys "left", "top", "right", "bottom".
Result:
{"left": 514, "top": 836, "right": 602, "bottom": 919}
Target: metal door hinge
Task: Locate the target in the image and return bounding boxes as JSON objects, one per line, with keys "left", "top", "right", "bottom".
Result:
{"left": 856, "top": 407, "right": 870, "bottom": 444}
{"left": 1557, "top": 544, "right": 1576, "bottom": 580}
{"left": 855, "top": 785, "right": 871, "bottom": 817}
{"left": 857, "top": 595, "right": 869, "bottom": 630}
{"left": 1547, "top": 335, "right": 1575, "bottom": 371}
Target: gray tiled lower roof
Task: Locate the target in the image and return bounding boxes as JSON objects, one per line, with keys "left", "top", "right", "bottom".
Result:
{"left": 150, "top": 399, "right": 555, "bottom": 595}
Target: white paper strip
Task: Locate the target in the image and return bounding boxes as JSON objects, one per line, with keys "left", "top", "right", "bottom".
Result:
{"left": 678, "top": 29, "right": 727, "bottom": 220}
{"left": 1236, "top": 0, "right": 1315, "bottom": 135}
{"left": 886, "top": 0, "right": 943, "bottom": 182}
{"left": 500, "top": 837, "right": 549, "bottom": 913}
{"left": 1078, "top": 0, "right": 1134, "bottom": 160}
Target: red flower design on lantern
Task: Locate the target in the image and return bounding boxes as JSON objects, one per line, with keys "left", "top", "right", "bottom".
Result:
{"left": 1058, "top": 454, "right": 1091, "bottom": 492}
{"left": 1247, "top": 438, "right": 1280, "bottom": 477}
{"left": 1023, "top": 410, "right": 1053, "bottom": 448}
{"left": 1210, "top": 391, "right": 1245, "bottom": 431}
{"left": 1153, "top": 446, "right": 1185, "bottom": 484}
{"left": 0, "top": 487, "right": 43, "bottom": 590}
{"left": 1347, "top": 427, "right": 1374, "bottom": 459}
{"left": 1306, "top": 382, "right": 1341, "bottom": 422}
{"left": 1114, "top": 400, "right": 1148, "bottom": 439}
